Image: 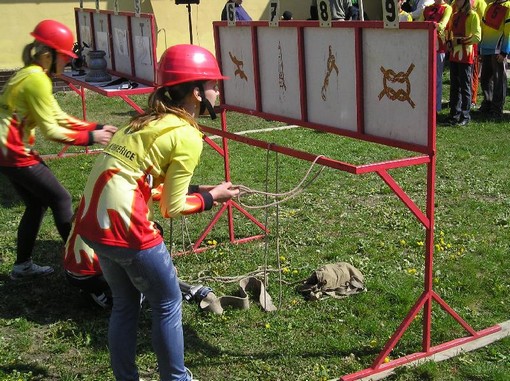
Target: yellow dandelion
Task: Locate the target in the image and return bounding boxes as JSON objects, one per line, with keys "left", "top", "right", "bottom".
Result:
{"left": 282, "top": 267, "right": 290, "bottom": 274}
{"left": 265, "top": 323, "right": 271, "bottom": 329}
{"left": 279, "top": 255, "right": 286, "bottom": 262}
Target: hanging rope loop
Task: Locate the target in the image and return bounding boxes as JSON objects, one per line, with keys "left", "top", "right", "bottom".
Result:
{"left": 234, "top": 154, "right": 326, "bottom": 209}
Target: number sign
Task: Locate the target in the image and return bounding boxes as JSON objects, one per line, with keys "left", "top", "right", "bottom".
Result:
{"left": 269, "top": 1, "right": 280, "bottom": 27}
{"left": 383, "top": 0, "right": 399, "bottom": 29}
{"left": 318, "top": 0, "right": 332, "bottom": 28}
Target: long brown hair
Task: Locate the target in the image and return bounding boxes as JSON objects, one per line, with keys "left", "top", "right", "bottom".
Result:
{"left": 457, "top": 0, "right": 472, "bottom": 12}
{"left": 21, "top": 41, "right": 53, "bottom": 66}
{"left": 127, "top": 81, "right": 202, "bottom": 133}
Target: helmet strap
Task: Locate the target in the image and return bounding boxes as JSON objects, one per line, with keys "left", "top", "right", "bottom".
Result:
{"left": 198, "top": 83, "right": 217, "bottom": 120}
{"left": 49, "top": 49, "right": 57, "bottom": 75}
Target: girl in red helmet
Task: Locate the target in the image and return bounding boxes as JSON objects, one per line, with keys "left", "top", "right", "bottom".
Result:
{"left": 0, "top": 20, "right": 117, "bottom": 280}
{"left": 72, "top": 44, "right": 238, "bottom": 381}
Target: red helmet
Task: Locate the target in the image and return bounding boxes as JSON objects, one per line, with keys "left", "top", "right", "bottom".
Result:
{"left": 31, "top": 20, "right": 77, "bottom": 59}
{"left": 157, "top": 44, "right": 228, "bottom": 87}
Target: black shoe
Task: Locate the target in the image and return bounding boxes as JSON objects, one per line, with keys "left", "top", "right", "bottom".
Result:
{"left": 488, "top": 111, "right": 503, "bottom": 120}
{"left": 448, "top": 117, "right": 460, "bottom": 126}
{"left": 456, "top": 119, "right": 469, "bottom": 126}
{"left": 476, "top": 101, "right": 492, "bottom": 113}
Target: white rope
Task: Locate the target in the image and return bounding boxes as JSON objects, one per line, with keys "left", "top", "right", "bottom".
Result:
{"left": 235, "top": 155, "right": 326, "bottom": 209}
{"left": 182, "top": 264, "right": 312, "bottom": 286}
{"left": 170, "top": 152, "right": 326, "bottom": 308}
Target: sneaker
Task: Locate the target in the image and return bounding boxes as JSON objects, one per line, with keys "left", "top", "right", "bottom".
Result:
{"left": 448, "top": 117, "right": 460, "bottom": 126}
{"left": 10, "top": 260, "right": 54, "bottom": 280}
{"left": 89, "top": 292, "right": 113, "bottom": 309}
{"left": 186, "top": 367, "right": 199, "bottom": 381}
{"left": 475, "top": 105, "right": 490, "bottom": 114}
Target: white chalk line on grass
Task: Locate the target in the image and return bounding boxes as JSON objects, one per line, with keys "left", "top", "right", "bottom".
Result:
{"left": 205, "top": 124, "right": 299, "bottom": 140}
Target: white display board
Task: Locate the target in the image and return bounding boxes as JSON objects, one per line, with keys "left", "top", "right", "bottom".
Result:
{"left": 110, "top": 14, "right": 132, "bottom": 77}
{"left": 304, "top": 27, "right": 357, "bottom": 131}
{"left": 77, "top": 9, "right": 94, "bottom": 48}
{"left": 74, "top": 8, "right": 157, "bottom": 85}
{"left": 131, "top": 16, "right": 156, "bottom": 83}
{"left": 219, "top": 27, "right": 257, "bottom": 110}
{"left": 363, "top": 28, "right": 429, "bottom": 146}
{"left": 214, "top": 21, "right": 435, "bottom": 152}
{"left": 258, "top": 27, "right": 301, "bottom": 119}
{"left": 92, "top": 12, "right": 112, "bottom": 69}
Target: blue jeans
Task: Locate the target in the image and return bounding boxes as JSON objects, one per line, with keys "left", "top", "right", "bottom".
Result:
{"left": 85, "top": 240, "right": 189, "bottom": 381}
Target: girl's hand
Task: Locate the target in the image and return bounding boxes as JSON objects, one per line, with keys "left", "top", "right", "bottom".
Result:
{"left": 102, "top": 124, "right": 118, "bottom": 135}
{"left": 92, "top": 129, "right": 115, "bottom": 145}
{"left": 209, "top": 181, "right": 240, "bottom": 204}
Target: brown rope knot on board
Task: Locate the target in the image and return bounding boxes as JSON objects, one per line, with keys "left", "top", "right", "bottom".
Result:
{"left": 378, "top": 63, "right": 416, "bottom": 108}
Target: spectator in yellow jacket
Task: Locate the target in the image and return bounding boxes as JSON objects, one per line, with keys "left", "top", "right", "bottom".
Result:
{"left": 446, "top": 0, "right": 481, "bottom": 125}
{"left": 478, "top": 0, "right": 510, "bottom": 118}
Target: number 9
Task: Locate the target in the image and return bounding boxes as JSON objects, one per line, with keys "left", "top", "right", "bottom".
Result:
{"left": 385, "top": 0, "right": 396, "bottom": 22}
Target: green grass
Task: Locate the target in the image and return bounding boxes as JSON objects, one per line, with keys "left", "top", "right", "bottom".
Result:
{"left": 0, "top": 86, "right": 509, "bottom": 381}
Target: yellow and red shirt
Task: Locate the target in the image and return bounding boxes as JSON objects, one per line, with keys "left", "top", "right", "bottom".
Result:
{"left": 448, "top": 9, "right": 481, "bottom": 63}
{"left": 419, "top": 2, "right": 453, "bottom": 52}
{"left": 74, "top": 114, "right": 212, "bottom": 250}
{"left": 0, "top": 65, "right": 99, "bottom": 167}
{"left": 480, "top": 0, "right": 510, "bottom": 55}
{"left": 64, "top": 225, "right": 102, "bottom": 276}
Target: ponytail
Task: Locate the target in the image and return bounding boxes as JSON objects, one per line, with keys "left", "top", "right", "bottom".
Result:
{"left": 127, "top": 82, "right": 202, "bottom": 133}
{"left": 21, "top": 41, "right": 53, "bottom": 67}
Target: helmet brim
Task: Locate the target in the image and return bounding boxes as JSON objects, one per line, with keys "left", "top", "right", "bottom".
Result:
{"left": 158, "top": 74, "right": 229, "bottom": 88}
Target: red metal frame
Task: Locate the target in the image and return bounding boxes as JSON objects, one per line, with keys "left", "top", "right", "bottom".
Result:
{"left": 207, "top": 20, "right": 501, "bottom": 380}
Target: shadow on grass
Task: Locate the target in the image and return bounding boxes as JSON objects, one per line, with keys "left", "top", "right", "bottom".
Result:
{"left": 0, "top": 363, "right": 49, "bottom": 380}
{"left": 0, "top": 240, "right": 109, "bottom": 325}
{"left": 437, "top": 107, "right": 510, "bottom": 127}
{"left": 0, "top": 237, "right": 384, "bottom": 377}
{"left": 0, "top": 173, "right": 20, "bottom": 208}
